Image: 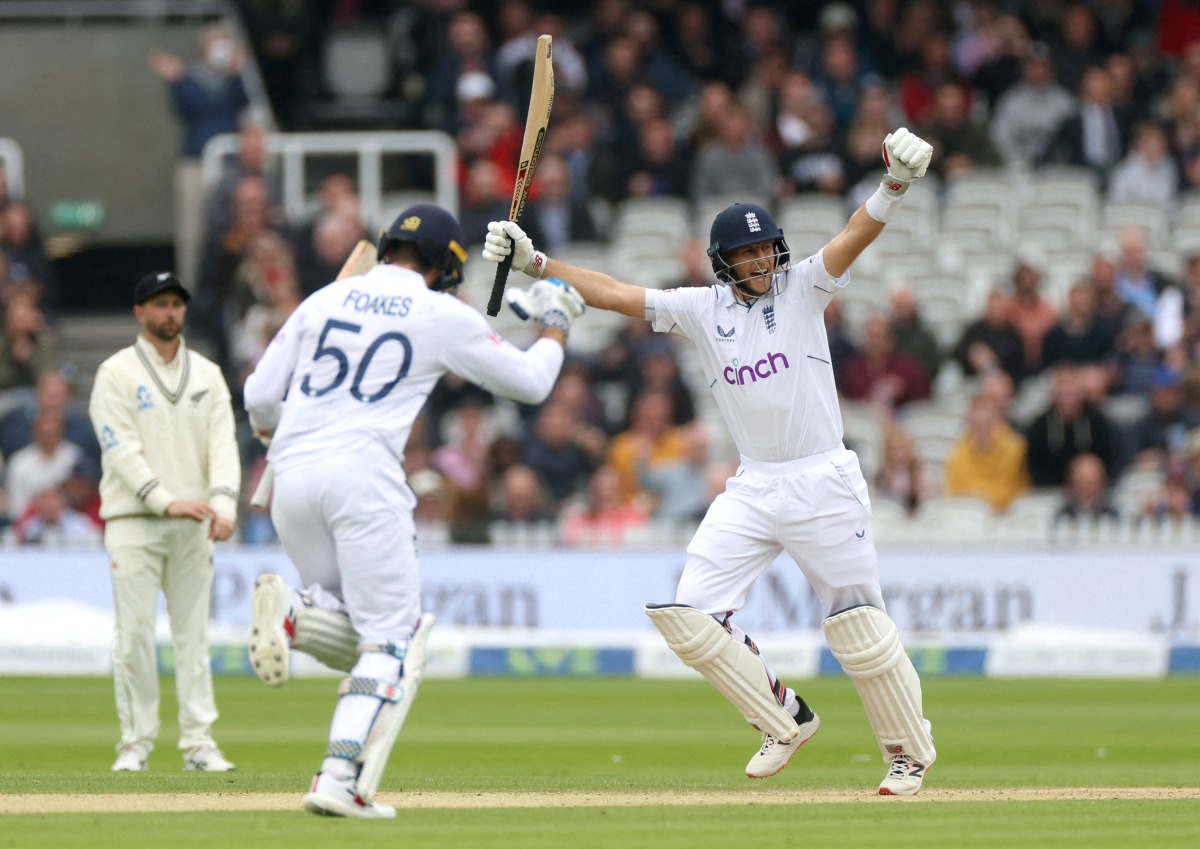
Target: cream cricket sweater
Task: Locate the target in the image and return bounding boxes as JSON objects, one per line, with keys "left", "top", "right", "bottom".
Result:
{"left": 89, "top": 335, "right": 240, "bottom": 521}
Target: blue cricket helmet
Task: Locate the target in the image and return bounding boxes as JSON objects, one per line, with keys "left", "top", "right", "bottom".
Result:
{"left": 706, "top": 202, "right": 790, "bottom": 285}
{"left": 376, "top": 203, "right": 468, "bottom": 291}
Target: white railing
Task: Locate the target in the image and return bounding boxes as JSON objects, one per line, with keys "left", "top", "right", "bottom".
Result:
{"left": 200, "top": 130, "right": 459, "bottom": 229}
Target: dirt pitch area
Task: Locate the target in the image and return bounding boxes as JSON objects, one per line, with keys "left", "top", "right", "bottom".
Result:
{"left": 3, "top": 787, "right": 1198, "bottom": 814}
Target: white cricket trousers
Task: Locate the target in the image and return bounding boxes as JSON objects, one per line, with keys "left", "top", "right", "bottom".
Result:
{"left": 678, "top": 446, "right": 886, "bottom": 617}
{"left": 105, "top": 517, "right": 219, "bottom": 755}
{"left": 270, "top": 443, "right": 420, "bottom": 646}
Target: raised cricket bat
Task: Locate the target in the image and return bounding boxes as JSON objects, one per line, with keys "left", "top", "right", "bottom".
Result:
{"left": 249, "top": 238, "right": 377, "bottom": 509}
{"left": 487, "top": 33, "right": 554, "bottom": 317}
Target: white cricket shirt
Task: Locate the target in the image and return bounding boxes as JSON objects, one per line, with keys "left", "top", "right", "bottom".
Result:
{"left": 645, "top": 249, "right": 848, "bottom": 463}
{"left": 243, "top": 264, "right": 564, "bottom": 473}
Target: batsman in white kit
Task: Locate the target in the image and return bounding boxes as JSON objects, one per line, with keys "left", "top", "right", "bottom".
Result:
{"left": 242, "top": 204, "right": 584, "bottom": 818}
{"left": 484, "top": 129, "right": 937, "bottom": 795}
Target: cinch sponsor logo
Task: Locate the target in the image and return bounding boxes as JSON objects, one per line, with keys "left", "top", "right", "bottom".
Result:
{"left": 723, "top": 352, "right": 790, "bottom": 385}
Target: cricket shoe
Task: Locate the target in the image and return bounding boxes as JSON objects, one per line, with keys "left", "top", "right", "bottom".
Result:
{"left": 745, "top": 710, "right": 821, "bottom": 779}
{"left": 303, "top": 773, "right": 396, "bottom": 819}
{"left": 250, "top": 572, "right": 294, "bottom": 686}
{"left": 111, "top": 747, "right": 148, "bottom": 772}
{"left": 878, "top": 754, "right": 927, "bottom": 796}
{"left": 184, "top": 746, "right": 236, "bottom": 772}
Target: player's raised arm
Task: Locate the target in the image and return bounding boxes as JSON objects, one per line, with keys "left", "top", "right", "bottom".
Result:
{"left": 481, "top": 221, "right": 648, "bottom": 319}
{"left": 823, "top": 128, "right": 933, "bottom": 279}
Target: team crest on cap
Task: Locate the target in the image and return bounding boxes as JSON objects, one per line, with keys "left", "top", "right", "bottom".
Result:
{"left": 745, "top": 211, "right": 761, "bottom": 233}
{"left": 401, "top": 215, "right": 421, "bottom": 231}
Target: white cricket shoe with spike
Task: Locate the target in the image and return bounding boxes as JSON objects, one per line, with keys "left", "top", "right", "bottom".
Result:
{"left": 249, "top": 572, "right": 293, "bottom": 686}
{"left": 111, "top": 748, "right": 148, "bottom": 772}
{"left": 303, "top": 773, "right": 396, "bottom": 819}
{"left": 745, "top": 712, "right": 821, "bottom": 779}
{"left": 183, "top": 746, "right": 236, "bottom": 772}
{"left": 878, "top": 754, "right": 928, "bottom": 795}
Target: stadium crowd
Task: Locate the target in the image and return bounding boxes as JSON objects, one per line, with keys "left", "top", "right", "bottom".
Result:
{"left": 4, "top": 0, "right": 1200, "bottom": 547}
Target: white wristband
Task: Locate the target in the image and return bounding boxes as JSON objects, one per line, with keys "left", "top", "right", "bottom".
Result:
{"left": 865, "top": 181, "right": 907, "bottom": 224}
{"left": 525, "top": 250, "right": 548, "bottom": 279}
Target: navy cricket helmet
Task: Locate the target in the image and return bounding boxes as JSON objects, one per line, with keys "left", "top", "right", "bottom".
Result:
{"left": 706, "top": 202, "right": 791, "bottom": 285}
{"left": 376, "top": 203, "right": 468, "bottom": 292}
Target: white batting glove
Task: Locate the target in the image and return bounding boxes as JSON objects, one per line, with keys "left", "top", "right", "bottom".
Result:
{"left": 482, "top": 220, "right": 547, "bottom": 278}
{"left": 882, "top": 127, "right": 933, "bottom": 191}
{"left": 508, "top": 277, "right": 585, "bottom": 334}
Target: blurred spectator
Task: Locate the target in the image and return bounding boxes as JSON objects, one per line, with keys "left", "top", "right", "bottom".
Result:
{"left": 888, "top": 282, "right": 943, "bottom": 382}
{"left": 977, "top": 368, "right": 1018, "bottom": 422}
{"left": 432, "top": 399, "right": 495, "bottom": 544}
{"left": 1138, "top": 466, "right": 1196, "bottom": 524}
{"left": 0, "top": 369, "right": 99, "bottom": 465}
{"left": 520, "top": 399, "right": 604, "bottom": 504}
{"left": 626, "top": 116, "right": 690, "bottom": 199}
{"left": 1108, "top": 121, "right": 1179, "bottom": 208}
{"left": 520, "top": 154, "right": 600, "bottom": 253}
{"left": 10, "top": 485, "right": 101, "bottom": 546}
{"left": 1005, "top": 259, "right": 1059, "bottom": 375}
{"left": 1129, "top": 366, "right": 1200, "bottom": 469}
{"left": 916, "top": 82, "right": 1002, "bottom": 180}
{"left": 665, "top": 1, "right": 725, "bottom": 86}
{"left": 690, "top": 103, "right": 778, "bottom": 204}
{"left": 1040, "top": 65, "right": 1125, "bottom": 180}
{"left": 812, "top": 33, "right": 871, "bottom": 134}
{"left": 236, "top": 0, "right": 314, "bottom": 128}
{"left": 293, "top": 173, "right": 366, "bottom": 295}
{"left": 824, "top": 297, "right": 857, "bottom": 374}
{"left": 1156, "top": 0, "right": 1200, "bottom": 58}
{"left": 990, "top": 42, "right": 1076, "bottom": 166}
{"left": 149, "top": 24, "right": 250, "bottom": 284}
{"left": 971, "top": 13, "right": 1032, "bottom": 110}
{"left": 953, "top": 289, "right": 1027, "bottom": 385}
{"left": 0, "top": 293, "right": 56, "bottom": 394}
{"left": 1113, "top": 227, "right": 1174, "bottom": 336}
{"left": 491, "top": 463, "right": 554, "bottom": 525}
{"left": 1111, "top": 310, "right": 1162, "bottom": 396}
{"left": 1025, "top": 364, "right": 1118, "bottom": 487}
{"left": 3, "top": 406, "right": 83, "bottom": 518}
{"left": 409, "top": 468, "right": 450, "bottom": 549}
{"left": 559, "top": 465, "right": 649, "bottom": 547}
{"left": 897, "top": 31, "right": 959, "bottom": 127}
{"left": 1049, "top": 3, "right": 1106, "bottom": 93}
{"left": 668, "top": 239, "right": 717, "bottom": 289}
{"left": 423, "top": 10, "right": 496, "bottom": 134}
{"left": 459, "top": 159, "right": 513, "bottom": 248}
{"left": 1041, "top": 282, "right": 1112, "bottom": 369}
{"left": 874, "top": 420, "right": 931, "bottom": 515}
{"left": 640, "top": 420, "right": 714, "bottom": 522}
{"left": 1087, "top": 253, "right": 1133, "bottom": 347}
{"left": 943, "top": 394, "right": 1031, "bottom": 511}
{"left": 205, "top": 122, "right": 281, "bottom": 236}
{"left": 1, "top": 201, "right": 58, "bottom": 314}
{"left": 606, "top": 389, "right": 688, "bottom": 506}
{"left": 622, "top": 335, "right": 696, "bottom": 428}
{"left": 229, "top": 231, "right": 303, "bottom": 384}
{"left": 1054, "top": 452, "right": 1121, "bottom": 526}
{"left": 839, "top": 313, "right": 932, "bottom": 411}
{"left": 779, "top": 99, "right": 846, "bottom": 196}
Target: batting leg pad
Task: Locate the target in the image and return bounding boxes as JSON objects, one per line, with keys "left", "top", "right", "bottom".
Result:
{"left": 292, "top": 598, "right": 361, "bottom": 673}
{"left": 645, "top": 604, "right": 799, "bottom": 742}
{"left": 822, "top": 606, "right": 936, "bottom": 766}
{"left": 353, "top": 613, "right": 436, "bottom": 803}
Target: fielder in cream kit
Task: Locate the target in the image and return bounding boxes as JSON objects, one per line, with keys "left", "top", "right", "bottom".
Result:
{"left": 243, "top": 204, "right": 584, "bottom": 817}
{"left": 485, "top": 128, "right": 937, "bottom": 795}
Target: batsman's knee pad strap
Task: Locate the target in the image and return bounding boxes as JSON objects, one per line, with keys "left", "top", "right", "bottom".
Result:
{"left": 326, "top": 739, "right": 363, "bottom": 760}
{"left": 645, "top": 603, "right": 798, "bottom": 742}
{"left": 292, "top": 601, "right": 360, "bottom": 672}
{"left": 823, "top": 605, "right": 936, "bottom": 765}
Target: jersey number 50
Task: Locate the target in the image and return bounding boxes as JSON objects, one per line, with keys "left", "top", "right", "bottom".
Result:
{"left": 300, "top": 319, "right": 412, "bottom": 403}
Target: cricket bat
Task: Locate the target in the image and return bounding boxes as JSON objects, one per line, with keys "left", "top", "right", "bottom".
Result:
{"left": 486, "top": 33, "right": 555, "bottom": 316}
{"left": 249, "top": 238, "right": 377, "bottom": 509}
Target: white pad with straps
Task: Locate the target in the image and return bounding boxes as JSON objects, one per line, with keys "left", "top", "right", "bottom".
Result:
{"left": 354, "top": 613, "right": 435, "bottom": 802}
{"left": 292, "top": 600, "right": 360, "bottom": 673}
{"left": 822, "top": 605, "right": 936, "bottom": 766}
{"left": 645, "top": 604, "right": 798, "bottom": 742}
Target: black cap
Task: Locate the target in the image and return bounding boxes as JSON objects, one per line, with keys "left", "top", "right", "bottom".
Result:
{"left": 134, "top": 271, "right": 190, "bottom": 305}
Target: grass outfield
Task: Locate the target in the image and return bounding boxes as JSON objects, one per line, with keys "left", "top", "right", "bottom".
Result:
{"left": 1, "top": 675, "right": 1198, "bottom": 848}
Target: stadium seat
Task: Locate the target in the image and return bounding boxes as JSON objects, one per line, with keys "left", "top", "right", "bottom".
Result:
{"left": 1102, "top": 202, "right": 1171, "bottom": 247}
{"left": 612, "top": 197, "right": 691, "bottom": 240}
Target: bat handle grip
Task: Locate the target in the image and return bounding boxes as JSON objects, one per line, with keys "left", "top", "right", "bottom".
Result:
{"left": 487, "top": 238, "right": 516, "bottom": 316}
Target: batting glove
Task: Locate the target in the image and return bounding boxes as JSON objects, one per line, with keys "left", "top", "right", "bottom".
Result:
{"left": 507, "top": 277, "right": 585, "bottom": 334}
{"left": 482, "top": 220, "right": 548, "bottom": 278}
{"left": 882, "top": 127, "right": 933, "bottom": 192}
